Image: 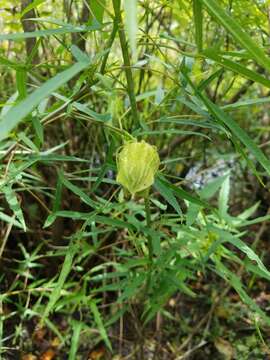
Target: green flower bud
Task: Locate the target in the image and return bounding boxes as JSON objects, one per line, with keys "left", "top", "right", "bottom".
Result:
{"left": 116, "top": 140, "right": 160, "bottom": 196}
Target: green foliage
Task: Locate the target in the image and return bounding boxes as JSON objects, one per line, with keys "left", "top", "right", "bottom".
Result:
{"left": 1, "top": 0, "right": 270, "bottom": 357}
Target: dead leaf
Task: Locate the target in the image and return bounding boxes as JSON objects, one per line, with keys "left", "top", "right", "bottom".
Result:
{"left": 88, "top": 346, "right": 106, "bottom": 359}
{"left": 214, "top": 338, "right": 234, "bottom": 360}
{"left": 51, "top": 337, "right": 60, "bottom": 348}
{"left": 22, "top": 355, "right": 38, "bottom": 360}
{"left": 39, "top": 349, "right": 56, "bottom": 360}
{"left": 33, "top": 326, "right": 46, "bottom": 342}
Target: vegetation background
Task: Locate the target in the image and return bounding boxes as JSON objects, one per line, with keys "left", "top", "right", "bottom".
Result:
{"left": 1, "top": 0, "right": 270, "bottom": 359}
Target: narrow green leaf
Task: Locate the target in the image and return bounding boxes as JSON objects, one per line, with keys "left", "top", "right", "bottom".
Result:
{"left": 182, "top": 71, "right": 270, "bottom": 176}
{"left": 214, "top": 228, "right": 270, "bottom": 281}
{"left": 16, "top": 68, "right": 27, "bottom": 100}
{"left": 20, "top": 0, "right": 46, "bottom": 18}
{"left": 53, "top": 175, "right": 63, "bottom": 213}
{"left": 199, "top": 174, "right": 228, "bottom": 200}
{"left": 157, "top": 175, "right": 209, "bottom": 208}
{"left": 68, "top": 321, "right": 83, "bottom": 360}
{"left": 42, "top": 243, "right": 77, "bottom": 321}
{"left": 202, "top": 49, "right": 270, "bottom": 88}
{"left": 59, "top": 172, "right": 98, "bottom": 209}
{"left": 95, "top": 215, "right": 136, "bottom": 231}
{"left": 89, "top": 0, "right": 105, "bottom": 24}
{"left": 216, "top": 261, "right": 270, "bottom": 326}
{"left": 90, "top": 301, "right": 112, "bottom": 351}
{"left": 0, "top": 23, "right": 101, "bottom": 41}
{"left": 222, "top": 97, "right": 270, "bottom": 111}
{"left": 32, "top": 116, "right": 44, "bottom": 144}
{"left": 0, "top": 210, "right": 25, "bottom": 229}
{"left": 154, "top": 177, "right": 182, "bottom": 216}
{"left": 73, "top": 101, "right": 111, "bottom": 122}
{"left": 200, "top": 0, "right": 270, "bottom": 73}
{"left": 0, "top": 61, "right": 90, "bottom": 141}
{"left": 70, "top": 45, "right": 90, "bottom": 63}
{"left": 2, "top": 186, "right": 26, "bottom": 232}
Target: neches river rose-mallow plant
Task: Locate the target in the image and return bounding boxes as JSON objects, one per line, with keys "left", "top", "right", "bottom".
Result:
{"left": 116, "top": 140, "right": 160, "bottom": 196}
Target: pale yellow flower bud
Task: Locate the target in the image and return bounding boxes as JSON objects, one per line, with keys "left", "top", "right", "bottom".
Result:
{"left": 116, "top": 140, "right": 160, "bottom": 196}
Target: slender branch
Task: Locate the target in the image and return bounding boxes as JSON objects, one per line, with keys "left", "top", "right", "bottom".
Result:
{"left": 112, "top": 0, "right": 139, "bottom": 129}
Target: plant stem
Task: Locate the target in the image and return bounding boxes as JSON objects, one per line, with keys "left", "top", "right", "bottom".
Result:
{"left": 112, "top": 0, "right": 139, "bottom": 129}
{"left": 144, "top": 195, "right": 153, "bottom": 266}
{"left": 100, "top": 15, "right": 118, "bottom": 75}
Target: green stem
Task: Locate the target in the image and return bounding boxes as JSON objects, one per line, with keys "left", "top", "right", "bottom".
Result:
{"left": 112, "top": 0, "right": 139, "bottom": 129}
{"left": 144, "top": 195, "right": 153, "bottom": 266}
{"left": 100, "top": 15, "right": 118, "bottom": 75}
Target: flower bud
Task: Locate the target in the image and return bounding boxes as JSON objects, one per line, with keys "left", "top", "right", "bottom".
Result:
{"left": 116, "top": 140, "right": 160, "bottom": 196}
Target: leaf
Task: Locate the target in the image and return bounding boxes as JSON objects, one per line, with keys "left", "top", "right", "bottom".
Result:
{"left": 200, "top": 0, "right": 270, "bottom": 73}
{"left": 222, "top": 97, "right": 270, "bottom": 111}
{"left": 95, "top": 215, "right": 136, "bottom": 231}
{"left": 155, "top": 85, "right": 165, "bottom": 104}
{"left": 214, "top": 338, "right": 234, "bottom": 360}
{"left": 20, "top": 0, "right": 46, "bottom": 18}
{"left": 214, "top": 227, "right": 270, "bottom": 281}
{"left": 0, "top": 23, "right": 101, "bottom": 41}
{"left": 73, "top": 102, "right": 111, "bottom": 122}
{"left": 59, "top": 171, "right": 98, "bottom": 209}
{"left": 199, "top": 174, "right": 228, "bottom": 200}
{"left": 90, "top": 301, "right": 112, "bottom": 351}
{"left": 157, "top": 174, "right": 210, "bottom": 208}
{"left": 202, "top": 49, "right": 270, "bottom": 88}
{"left": 181, "top": 71, "right": 270, "bottom": 176}
{"left": 0, "top": 210, "right": 25, "bottom": 229}
{"left": 2, "top": 186, "right": 26, "bottom": 231}
{"left": 193, "top": 0, "right": 203, "bottom": 52}
{"left": 70, "top": 45, "right": 90, "bottom": 63}
{"left": 123, "top": 0, "right": 138, "bottom": 60}
{"left": 198, "top": 68, "right": 223, "bottom": 91}
{"left": 139, "top": 129, "right": 211, "bottom": 139}
{"left": 186, "top": 203, "right": 200, "bottom": 226}
{"left": 154, "top": 177, "right": 182, "bottom": 216}
{"left": 89, "top": 0, "right": 105, "bottom": 24}
{"left": 215, "top": 261, "right": 270, "bottom": 326}
{"left": 32, "top": 116, "right": 44, "bottom": 144}
{"left": 43, "top": 211, "right": 92, "bottom": 228}
{"left": 42, "top": 243, "right": 77, "bottom": 321}
{"left": 52, "top": 175, "right": 63, "bottom": 213}
{"left": 18, "top": 132, "right": 39, "bottom": 152}
{"left": 0, "top": 60, "right": 90, "bottom": 142}
{"left": 68, "top": 321, "right": 83, "bottom": 360}
{"left": 16, "top": 68, "right": 27, "bottom": 100}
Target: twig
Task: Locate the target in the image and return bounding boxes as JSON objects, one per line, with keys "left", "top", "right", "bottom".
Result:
{"left": 0, "top": 216, "right": 15, "bottom": 259}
